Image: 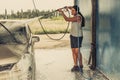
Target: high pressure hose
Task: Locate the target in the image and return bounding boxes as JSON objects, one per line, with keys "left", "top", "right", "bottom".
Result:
{"left": 32, "top": 0, "right": 70, "bottom": 40}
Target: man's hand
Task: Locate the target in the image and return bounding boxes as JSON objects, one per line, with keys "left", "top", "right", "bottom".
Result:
{"left": 64, "top": 6, "right": 67, "bottom": 8}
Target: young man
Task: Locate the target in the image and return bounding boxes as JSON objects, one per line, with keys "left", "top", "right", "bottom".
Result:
{"left": 58, "top": 5, "right": 84, "bottom": 72}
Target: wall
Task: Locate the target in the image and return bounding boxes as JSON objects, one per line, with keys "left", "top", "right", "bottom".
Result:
{"left": 96, "top": 0, "right": 120, "bottom": 79}
{"left": 77, "top": 0, "right": 120, "bottom": 79}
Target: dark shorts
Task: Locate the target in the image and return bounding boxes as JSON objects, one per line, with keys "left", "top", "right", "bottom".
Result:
{"left": 70, "top": 35, "right": 83, "bottom": 48}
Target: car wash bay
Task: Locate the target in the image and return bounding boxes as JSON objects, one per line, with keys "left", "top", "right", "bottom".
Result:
{"left": 34, "top": 0, "right": 120, "bottom": 80}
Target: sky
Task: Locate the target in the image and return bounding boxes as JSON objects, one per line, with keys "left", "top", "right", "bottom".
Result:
{"left": 0, "top": 0, "right": 74, "bottom": 14}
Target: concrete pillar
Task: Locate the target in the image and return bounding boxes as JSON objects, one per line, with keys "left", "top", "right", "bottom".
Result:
{"left": 74, "top": 0, "right": 79, "bottom": 5}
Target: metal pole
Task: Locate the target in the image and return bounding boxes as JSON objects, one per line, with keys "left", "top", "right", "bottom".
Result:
{"left": 88, "top": 0, "right": 98, "bottom": 70}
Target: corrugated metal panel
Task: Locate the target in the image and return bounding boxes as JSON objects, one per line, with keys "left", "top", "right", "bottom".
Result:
{"left": 97, "top": 0, "right": 120, "bottom": 79}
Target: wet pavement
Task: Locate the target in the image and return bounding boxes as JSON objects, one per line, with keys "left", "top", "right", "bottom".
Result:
{"left": 35, "top": 48, "right": 108, "bottom": 80}
{"left": 34, "top": 33, "right": 109, "bottom": 80}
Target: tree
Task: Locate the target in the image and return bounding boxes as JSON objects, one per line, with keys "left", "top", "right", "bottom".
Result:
{"left": 11, "top": 10, "right": 16, "bottom": 19}
{"left": 5, "top": 9, "right": 7, "bottom": 19}
{"left": 21, "top": 9, "right": 23, "bottom": 18}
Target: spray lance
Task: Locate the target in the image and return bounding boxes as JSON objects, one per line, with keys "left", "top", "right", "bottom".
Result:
{"left": 56, "top": 6, "right": 73, "bottom": 12}
{"left": 40, "top": 6, "right": 68, "bottom": 19}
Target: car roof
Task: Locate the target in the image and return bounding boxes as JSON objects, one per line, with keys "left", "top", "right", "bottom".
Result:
{"left": 0, "top": 19, "right": 26, "bottom": 26}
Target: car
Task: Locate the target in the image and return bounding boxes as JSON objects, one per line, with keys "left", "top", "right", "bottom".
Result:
{"left": 0, "top": 20, "right": 40, "bottom": 80}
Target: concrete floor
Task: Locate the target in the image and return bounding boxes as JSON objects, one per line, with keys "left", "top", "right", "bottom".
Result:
{"left": 35, "top": 48, "right": 108, "bottom": 80}
{"left": 34, "top": 32, "right": 109, "bottom": 80}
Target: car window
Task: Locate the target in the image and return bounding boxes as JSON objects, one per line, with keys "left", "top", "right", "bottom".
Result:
{"left": 13, "top": 27, "right": 27, "bottom": 44}
{"left": 0, "top": 21, "right": 27, "bottom": 44}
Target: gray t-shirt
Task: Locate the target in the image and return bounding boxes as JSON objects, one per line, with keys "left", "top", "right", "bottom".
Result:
{"left": 70, "top": 14, "right": 83, "bottom": 37}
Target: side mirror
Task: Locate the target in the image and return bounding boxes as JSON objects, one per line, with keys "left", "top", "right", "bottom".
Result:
{"left": 32, "top": 36, "right": 40, "bottom": 42}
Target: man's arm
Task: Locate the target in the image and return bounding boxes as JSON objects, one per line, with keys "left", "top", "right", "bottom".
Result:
{"left": 58, "top": 9, "right": 81, "bottom": 22}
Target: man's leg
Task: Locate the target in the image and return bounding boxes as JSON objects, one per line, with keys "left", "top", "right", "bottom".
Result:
{"left": 75, "top": 48, "right": 83, "bottom": 73}
{"left": 74, "top": 48, "right": 83, "bottom": 67}
{"left": 72, "top": 48, "right": 78, "bottom": 66}
{"left": 71, "top": 48, "right": 80, "bottom": 72}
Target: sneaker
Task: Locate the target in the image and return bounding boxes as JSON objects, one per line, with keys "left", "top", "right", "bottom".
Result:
{"left": 71, "top": 66, "right": 79, "bottom": 72}
{"left": 79, "top": 66, "right": 83, "bottom": 73}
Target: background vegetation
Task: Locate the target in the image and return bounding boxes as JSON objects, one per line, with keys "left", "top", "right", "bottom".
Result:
{"left": 28, "top": 17, "right": 70, "bottom": 34}
{"left": 0, "top": 9, "right": 58, "bottom": 19}
{"left": 0, "top": 9, "right": 90, "bottom": 35}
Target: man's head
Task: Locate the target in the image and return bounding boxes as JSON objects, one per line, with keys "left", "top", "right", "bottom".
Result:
{"left": 71, "top": 5, "right": 80, "bottom": 15}
{"left": 73, "top": 5, "right": 80, "bottom": 13}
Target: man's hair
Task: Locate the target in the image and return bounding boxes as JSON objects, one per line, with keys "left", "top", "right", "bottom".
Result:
{"left": 73, "top": 5, "right": 80, "bottom": 13}
{"left": 73, "top": 5, "right": 85, "bottom": 27}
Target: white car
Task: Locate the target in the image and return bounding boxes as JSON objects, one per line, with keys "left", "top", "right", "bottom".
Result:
{"left": 0, "top": 20, "right": 39, "bottom": 80}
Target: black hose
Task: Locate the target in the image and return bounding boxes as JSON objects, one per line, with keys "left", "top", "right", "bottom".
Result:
{"left": 38, "top": 17, "right": 70, "bottom": 40}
